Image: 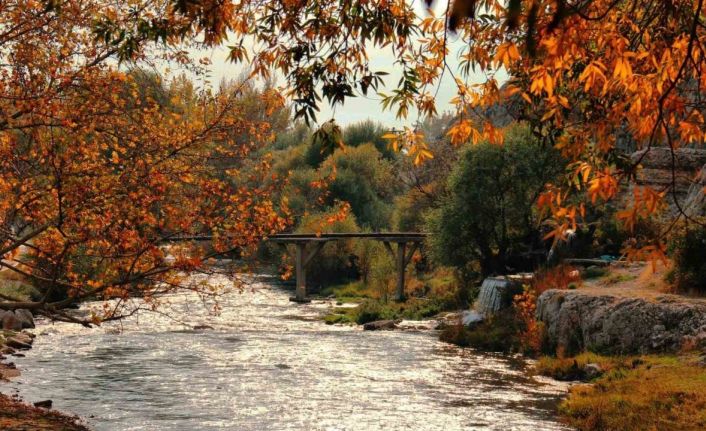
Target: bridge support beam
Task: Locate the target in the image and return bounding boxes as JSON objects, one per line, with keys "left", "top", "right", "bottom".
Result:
{"left": 290, "top": 241, "right": 326, "bottom": 303}
{"left": 383, "top": 241, "right": 420, "bottom": 302}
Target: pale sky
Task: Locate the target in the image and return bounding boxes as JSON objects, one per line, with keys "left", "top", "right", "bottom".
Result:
{"left": 186, "top": 3, "right": 505, "bottom": 127}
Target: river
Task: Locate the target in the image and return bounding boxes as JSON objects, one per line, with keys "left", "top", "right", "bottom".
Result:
{"left": 4, "top": 274, "right": 569, "bottom": 430}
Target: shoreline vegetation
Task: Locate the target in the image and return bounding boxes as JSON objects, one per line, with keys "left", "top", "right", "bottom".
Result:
{"left": 317, "top": 261, "right": 706, "bottom": 431}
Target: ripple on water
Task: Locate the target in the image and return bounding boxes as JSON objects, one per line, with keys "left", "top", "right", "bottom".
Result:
{"left": 4, "top": 275, "right": 569, "bottom": 431}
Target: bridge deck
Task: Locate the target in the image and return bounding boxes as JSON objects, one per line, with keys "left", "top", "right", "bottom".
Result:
{"left": 268, "top": 232, "right": 426, "bottom": 242}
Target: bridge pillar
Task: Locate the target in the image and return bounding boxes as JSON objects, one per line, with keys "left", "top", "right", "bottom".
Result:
{"left": 289, "top": 241, "right": 326, "bottom": 303}
{"left": 395, "top": 242, "right": 406, "bottom": 302}
{"left": 292, "top": 243, "right": 310, "bottom": 303}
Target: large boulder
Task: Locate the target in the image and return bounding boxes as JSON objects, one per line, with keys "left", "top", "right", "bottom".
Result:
{"left": 629, "top": 147, "right": 706, "bottom": 217}
{"left": 363, "top": 320, "right": 398, "bottom": 331}
{"left": 537, "top": 289, "right": 706, "bottom": 355}
{"left": 1, "top": 311, "right": 22, "bottom": 331}
{"left": 14, "top": 309, "right": 34, "bottom": 329}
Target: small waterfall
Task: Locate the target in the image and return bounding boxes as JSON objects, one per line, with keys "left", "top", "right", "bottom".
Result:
{"left": 475, "top": 277, "right": 517, "bottom": 316}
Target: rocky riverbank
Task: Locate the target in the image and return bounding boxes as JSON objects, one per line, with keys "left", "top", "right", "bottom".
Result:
{"left": 537, "top": 289, "right": 706, "bottom": 355}
{"left": 0, "top": 310, "right": 90, "bottom": 430}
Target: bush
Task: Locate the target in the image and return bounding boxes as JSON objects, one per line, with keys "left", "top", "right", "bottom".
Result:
{"left": 439, "top": 309, "right": 524, "bottom": 352}
{"left": 669, "top": 223, "right": 706, "bottom": 295}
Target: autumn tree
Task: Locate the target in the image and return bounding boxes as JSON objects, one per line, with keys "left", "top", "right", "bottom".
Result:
{"left": 101, "top": 0, "right": 706, "bottom": 261}
{"left": 0, "top": 0, "right": 287, "bottom": 324}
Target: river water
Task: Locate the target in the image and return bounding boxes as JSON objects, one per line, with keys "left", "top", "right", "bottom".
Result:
{"left": 4, "top": 274, "right": 569, "bottom": 430}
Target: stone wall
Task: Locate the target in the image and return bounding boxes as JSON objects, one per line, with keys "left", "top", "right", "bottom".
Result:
{"left": 536, "top": 289, "right": 706, "bottom": 355}
{"left": 629, "top": 147, "right": 706, "bottom": 217}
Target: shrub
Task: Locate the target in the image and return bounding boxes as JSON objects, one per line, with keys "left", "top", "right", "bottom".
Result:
{"left": 439, "top": 309, "right": 524, "bottom": 352}
{"left": 342, "top": 120, "right": 396, "bottom": 160}
{"left": 668, "top": 222, "right": 706, "bottom": 295}
{"left": 532, "top": 264, "right": 580, "bottom": 294}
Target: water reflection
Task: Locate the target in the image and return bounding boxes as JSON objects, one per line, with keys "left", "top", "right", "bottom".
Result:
{"left": 5, "top": 275, "right": 569, "bottom": 430}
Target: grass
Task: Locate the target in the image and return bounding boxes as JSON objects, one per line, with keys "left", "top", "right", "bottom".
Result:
{"left": 320, "top": 281, "right": 375, "bottom": 303}
{"left": 603, "top": 273, "right": 638, "bottom": 285}
{"left": 319, "top": 269, "right": 461, "bottom": 325}
{"left": 535, "top": 353, "right": 706, "bottom": 430}
{"left": 0, "top": 270, "right": 40, "bottom": 302}
{"left": 439, "top": 309, "right": 525, "bottom": 353}
{"left": 323, "top": 294, "right": 459, "bottom": 325}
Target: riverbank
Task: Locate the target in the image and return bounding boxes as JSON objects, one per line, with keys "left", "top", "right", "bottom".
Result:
{"left": 434, "top": 262, "right": 706, "bottom": 430}
{"left": 0, "top": 392, "right": 89, "bottom": 431}
{"left": 0, "top": 311, "right": 90, "bottom": 430}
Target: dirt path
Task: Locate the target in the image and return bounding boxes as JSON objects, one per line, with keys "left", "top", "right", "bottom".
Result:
{"left": 578, "top": 262, "right": 706, "bottom": 304}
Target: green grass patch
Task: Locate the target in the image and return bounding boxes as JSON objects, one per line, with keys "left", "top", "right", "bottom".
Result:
{"left": 582, "top": 266, "right": 609, "bottom": 279}
{"left": 319, "top": 281, "right": 375, "bottom": 303}
{"left": 322, "top": 294, "right": 459, "bottom": 325}
{"left": 0, "top": 271, "right": 40, "bottom": 302}
{"left": 439, "top": 309, "right": 524, "bottom": 353}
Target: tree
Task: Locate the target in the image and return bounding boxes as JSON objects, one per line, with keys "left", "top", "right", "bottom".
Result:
{"left": 0, "top": 0, "right": 287, "bottom": 323}
{"left": 102, "top": 0, "right": 706, "bottom": 260}
{"left": 320, "top": 144, "right": 401, "bottom": 230}
{"left": 427, "top": 125, "right": 563, "bottom": 278}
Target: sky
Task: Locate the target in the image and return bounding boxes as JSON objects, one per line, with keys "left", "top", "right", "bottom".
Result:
{"left": 186, "top": 3, "right": 503, "bottom": 127}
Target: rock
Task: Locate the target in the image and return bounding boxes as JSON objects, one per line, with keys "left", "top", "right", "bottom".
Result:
{"left": 583, "top": 363, "right": 603, "bottom": 379}
{"left": 537, "top": 289, "right": 706, "bottom": 355}
{"left": 13, "top": 309, "right": 34, "bottom": 329}
{"left": 33, "top": 400, "right": 52, "bottom": 409}
{"left": 0, "top": 346, "right": 16, "bottom": 355}
{"left": 5, "top": 337, "right": 32, "bottom": 350}
{"left": 698, "top": 355, "right": 706, "bottom": 367}
{"left": 275, "top": 363, "right": 291, "bottom": 369}
{"left": 363, "top": 320, "right": 398, "bottom": 331}
{"left": 461, "top": 310, "right": 484, "bottom": 327}
{"left": 2, "top": 313, "right": 22, "bottom": 331}
{"left": 193, "top": 325, "right": 214, "bottom": 330}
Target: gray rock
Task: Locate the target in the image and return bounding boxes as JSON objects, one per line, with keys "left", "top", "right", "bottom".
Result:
{"left": 537, "top": 289, "right": 706, "bottom": 355}
{"left": 193, "top": 325, "right": 214, "bottom": 331}
{"left": 33, "top": 400, "right": 52, "bottom": 409}
{"left": 2, "top": 313, "right": 22, "bottom": 331}
{"left": 14, "top": 309, "right": 34, "bottom": 329}
{"left": 363, "top": 320, "right": 398, "bottom": 331}
{"left": 583, "top": 363, "right": 603, "bottom": 379}
{"left": 5, "top": 337, "right": 31, "bottom": 350}
{"left": 461, "top": 310, "right": 484, "bottom": 327}
{"left": 698, "top": 354, "right": 706, "bottom": 367}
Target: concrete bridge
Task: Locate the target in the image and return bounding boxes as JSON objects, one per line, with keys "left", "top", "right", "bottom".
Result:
{"left": 165, "top": 232, "right": 427, "bottom": 303}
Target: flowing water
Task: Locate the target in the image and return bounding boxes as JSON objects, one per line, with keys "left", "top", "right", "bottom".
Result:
{"left": 4, "top": 274, "right": 569, "bottom": 430}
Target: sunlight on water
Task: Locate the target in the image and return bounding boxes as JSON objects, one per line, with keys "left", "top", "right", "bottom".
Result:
{"left": 4, "top": 274, "right": 569, "bottom": 430}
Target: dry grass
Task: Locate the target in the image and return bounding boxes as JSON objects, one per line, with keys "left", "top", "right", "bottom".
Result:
{"left": 0, "top": 394, "right": 89, "bottom": 431}
{"left": 536, "top": 354, "right": 706, "bottom": 431}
